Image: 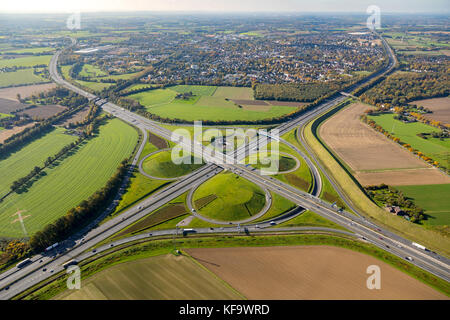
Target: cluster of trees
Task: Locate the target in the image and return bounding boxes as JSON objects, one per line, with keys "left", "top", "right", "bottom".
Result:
{"left": 0, "top": 240, "right": 30, "bottom": 269}
{"left": 253, "top": 82, "right": 338, "bottom": 102}
{"left": 365, "top": 184, "right": 425, "bottom": 223}
{"left": 175, "top": 91, "right": 195, "bottom": 100}
{"left": 29, "top": 159, "right": 130, "bottom": 253}
{"left": 360, "top": 71, "right": 449, "bottom": 107}
{"left": 361, "top": 115, "right": 446, "bottom": 172}
{"left": 29, "top": 87, "right": 88, "bottom": 108}
{"left": 417, "top": 131, "right": 449, "bottom": 141}
{"left": 0, "top": 114, "right": 32, "bottom": 130}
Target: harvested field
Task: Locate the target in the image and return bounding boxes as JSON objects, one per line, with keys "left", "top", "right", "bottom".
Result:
{"left": 0, "top": 97, "right": 27, "bottom": 113}
{"left": 115, "top": 204, "right": 187, "bottom": 237}
{"left": 148, "top": 131, "right": 168, "bottom": 149}
{"left": 186, "top": 246, "right": 447, "bottom": 300}
{"left": 0, "top": 122, "right": 35, "bottom": 143}
{"left": 318, "top": 102, "right": 449, "bottom": 186}
{"left": 60, "top": 106, "right": 90, "bottom": 126}
{"left": 355, "top": 168, "right": 450, "bottom": 186}
{"left": 320, "top": 103, "right": 427, "bottom": 171}
{"left": 0, "top": 83, "right": 56, "bottom": 101}
{"left": 57, "top": 254, "right": 241, "bottom": 300}
{"left": 410, "top": 97, "right": 450, "bottom": 125}
{"left": 18, "top": 104, "right": 67, "bottom": 119}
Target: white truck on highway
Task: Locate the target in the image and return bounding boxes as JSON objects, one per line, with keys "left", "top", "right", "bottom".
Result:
{"left": 412, "top": 242, "right": 427, "bottom": 251}
{"left": 16, "top": 258, "right": 32, "bottom": 268}
{"left": 45, "top": 243, "right": 59, "bottom": 252}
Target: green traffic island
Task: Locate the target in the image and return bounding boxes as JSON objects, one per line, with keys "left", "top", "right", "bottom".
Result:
{"left": 191, "top": 171, "right": 267, "bottom": 222}
{"left": 140, "top": 148, "right": 204, "bottom": 180}
{"left": 15, "top": 233, "right": 450, "bottom": 300}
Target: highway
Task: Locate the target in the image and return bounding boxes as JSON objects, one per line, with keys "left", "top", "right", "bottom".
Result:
{"left": 0, "top": 33, "right": 448, "bottom": 299}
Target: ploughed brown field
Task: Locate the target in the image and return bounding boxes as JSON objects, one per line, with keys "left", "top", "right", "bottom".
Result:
{"left": 0, "top": 83, "right": 56, "bottom": 101}
{"left": 60, "top": 106, "right": 90, "bottom": 126}
{"left": 0, "top": 97, "right": 27, "bottom": 114}
{"left": 0, "top": 123, "right": 35, "bottom": 143}
{"left": 148, "top": 131, "right": 168, "bottom": 149}
{"left": 319, "top": 102, "right": 450, "bottom": 186}
{"left": 18, "top": 104, "right": 67, "bottom": 119}
{"left": 186, "top": 246, "right": 448, "bottom": 300}
{"left": 410, "top": 97, "right": 450, "bottom": 125}
{"left": 355, "top": 168, "right": 450, "bottom": 186}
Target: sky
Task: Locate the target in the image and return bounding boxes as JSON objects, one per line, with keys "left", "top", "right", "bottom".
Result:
{"left": 0, "top": 0, "right": 448, "bottom": 14}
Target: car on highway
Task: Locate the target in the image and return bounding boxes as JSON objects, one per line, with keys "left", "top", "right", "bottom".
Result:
{"left": 270, "top": 221, "right": 276, "bottom": 226}
{"left": 405, "top": 256, "right": 414, "bottom": 261}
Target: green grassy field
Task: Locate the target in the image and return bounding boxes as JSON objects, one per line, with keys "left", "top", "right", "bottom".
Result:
{"left": 142, "top": 150, "right": 204, "bottom": 178}
{"left": 129, "top": 85, "right": 297, "bottom": 122}
{"left": 368, "top": 113, "right": 450, "bottom": 166}
{"left": 213, "top": 86, "right": 254, "bottom": 100}
{"left": 0, "top": 69, "right": 47, "bottom": 87}
{"left": 60, "top": 65, "right": 114, "bottom": 92}
{"left": 3, "top": 47, "right": 54, "bottom": 54}
{"left": 0, "top": 127, "right": 77, "bottom": 197}
{"left": 0, "top": 55, "right": 51, "bottom": 68}
{"left": 396, "top": 184, "right": 450, "bottom": 226}
{"left": 193, "top": 172, "right": 266, "bottom": 221}
{"left": 0, "top": 113, "right": 13, "bottom": 119}
{"left": 56, "top": 253, "right": 242, "bottom": 300}
{"left": 0, "top": 119, "right": 138, "bottom": 237}
{"left": 79, "top": 64, "right": 107, "bottom": 78}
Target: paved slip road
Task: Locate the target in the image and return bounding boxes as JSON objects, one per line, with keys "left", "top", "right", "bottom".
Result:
{"left": 0, "top": 34, "right": 448, "bottom": 299}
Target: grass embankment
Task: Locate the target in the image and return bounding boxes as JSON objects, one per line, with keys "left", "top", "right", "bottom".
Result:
{"left": 303, "top": 100, "right": 450, "bottom": 256}
{"left": 18, "top": 233, "right": 450, "bottom": 300}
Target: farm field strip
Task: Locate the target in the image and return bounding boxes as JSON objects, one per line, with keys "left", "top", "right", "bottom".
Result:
{"left": 0, "top": 55, "right": 52, "bottom": 68}
{"left": 186, "top": 246, "right": 448, "bottom": 300}
{"left": 0, "top": 127, "right": 77, "bottom": 196}
{"left": 0, "top": 83, "right": 57, "bottom": 101}
{"left": 410, "top": 97, "right": 450, "bottom": 125}
{"left": 0, "top": 119, "right": 138, "bottom": 237}
{"left": 0, "top": 69, "right": 48, "bottom": 88}
{"left": 57, "top": 254, "right": 242, "bottom": 300}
